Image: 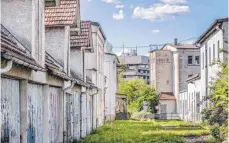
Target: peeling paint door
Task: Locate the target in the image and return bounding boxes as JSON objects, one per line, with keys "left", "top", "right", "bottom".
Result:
{"left": 49, "top": 87, "right": 61, "bottom": 143}
{"left": 86, "top": 94, "right": 92, "bottom": 135}
{"left": 81, "top": 93, "right": 87, "bottom": 138}
{"left": 27, "top": 83, "right": 43, "bottom": 143}
{"left": 65, "top": 93, "right": 73, "bottom": 143}
{"left": 72, "top": 91, "right": 80, "bottom": 141}
{"left": 1, "top": 78, "right": 20, "bottom": 143}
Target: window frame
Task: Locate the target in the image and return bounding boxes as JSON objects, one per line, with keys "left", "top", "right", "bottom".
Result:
{"left": 188, "top": 56, "right": 193, "bottom": 65}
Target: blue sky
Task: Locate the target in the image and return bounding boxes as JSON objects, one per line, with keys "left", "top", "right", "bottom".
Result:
{"left": 81, "top": 0, "right": 228, "bottom": 55}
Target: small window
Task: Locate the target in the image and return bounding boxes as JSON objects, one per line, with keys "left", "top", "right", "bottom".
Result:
{"left": 213, "top": 44, "right": 215, "bottom": 61}
{"left": 166, "top": 80, "right": 169, "bottom": 85}
{"left": 202, "top": 52, "right": 204, "bottom": 69}
{"left": 188, "top": 74, "right": 193, "bottom": 78}
{"left": 209, "top": 47, "right": 211, "bottom": 65}
{"left": 217, "top": 40, "right": 220, "bottom": 59}
{"left": 195, "top": 56, "right": 200, "bottom": 65}
{"left": 188, "top": 56, "right": 193, "bottom": 64}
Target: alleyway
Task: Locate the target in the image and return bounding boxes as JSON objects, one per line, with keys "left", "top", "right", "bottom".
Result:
{"left": 81, "top": 120, "right": 212, "bottom": 143}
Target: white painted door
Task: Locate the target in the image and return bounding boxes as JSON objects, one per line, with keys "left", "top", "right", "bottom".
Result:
{"left": 81, "top": 94, "right": 87, "bottom": 138}
{"left": 27, "top": 83, "right": 43, "bottom": 143}
{"left": 48, "top": 87, "right": 61, "bottom": 143}
{"left": 73, "top": 91, "right": 80, "bottom": 141}
{"left": 160, "top": 104, "right": 167, "bottom": 113}
{"left": 1, "top": 78, "right": 20, "bottom": 143}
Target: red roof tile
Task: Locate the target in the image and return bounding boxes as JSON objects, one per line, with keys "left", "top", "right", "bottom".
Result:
{"left": 45, "top": 0, "right": 79, "bottom": 26}
{"left": 70, "top": 21, "right": 92, "bottom": 48}
{"left": 160, "top": 92, "right": 176, "bottom": 100}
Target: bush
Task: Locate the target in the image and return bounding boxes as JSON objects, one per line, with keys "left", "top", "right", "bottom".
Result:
{"left": 131, "top": 111, "right": 154, "bottom": 120}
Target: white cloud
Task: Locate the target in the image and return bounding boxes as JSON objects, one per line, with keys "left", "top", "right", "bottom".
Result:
{"left": 115, "top": 4, "right": 124, "bottom": 8}
{"left": 161, "top": 0, "right": 186, "bottom": 4}
{"left": 103, "top": 0, "right": 115, "bottom": 3}
{"left": 113, "top": 10, "right": 125, "bottom": 20}
{"left": 133, "top": 4, "right": 189, "bottom": 21}
{"left": 152, "top": 29, "right": 160, "bottom": 33}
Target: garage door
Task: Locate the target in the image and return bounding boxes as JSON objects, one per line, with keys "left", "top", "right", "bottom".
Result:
{"left": 72, "top": 91, "right": 80, "bottom": 141}
{"left": 1, "top": 78, "right": 20, "bottom": 143}
{"left": 27, "top": 83, "right": 43, "bottom": 143}
{"left": 65, "top": 93, "right": 73, "bottom": 143}
{"left": 81, "top": 93, "right": 87, "bottom": 138}
{"left": 48, "top": 87, "right": 62, "bottom": 143}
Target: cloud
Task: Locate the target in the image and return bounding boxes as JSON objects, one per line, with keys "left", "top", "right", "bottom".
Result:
{"left": 115, "top": 4, "right": 124, "bottom": 8}
{"left": 152, "top": 29, "right": 160, "bottom": 33}
{"left": 103, "top": 0, "right": 116, "bottom": 3}
{"left": 133, "top": 4, "right": 189, "bottom": 21}
{"left": 113, "top": 10, "right": 125, "bottom": 20}
{"left": 161, "top": 0, "right": 186, "bottom": 4}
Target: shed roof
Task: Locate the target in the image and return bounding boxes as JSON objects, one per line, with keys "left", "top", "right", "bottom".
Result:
{"left": 186, "top": 73, "right": 200, "bottom": 83}
{"left": 1, "top": 25, "right": 45, "bottom": 71}
{"left": 160, "top": 92, "right": 176, "bottom": 100}
{"left": 45, "top": 0, "right": 79, "bottom": 26}
{"left": 70, "top": 21, "right": 92, "bottom": 48}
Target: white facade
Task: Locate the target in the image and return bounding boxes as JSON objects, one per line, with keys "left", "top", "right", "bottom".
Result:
{"left": 162, "top": 45, "right": 200, "bottom": 114}
{"left": 104, "top": 53, "right": 118, "bottom": 121}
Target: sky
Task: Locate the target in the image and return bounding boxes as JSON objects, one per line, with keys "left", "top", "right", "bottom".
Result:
{"left": 80, "top": 0, "right": 228, "bottom": 56}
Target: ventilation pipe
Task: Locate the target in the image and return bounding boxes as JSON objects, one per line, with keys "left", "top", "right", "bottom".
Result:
{"left": 174, "top": 38, "right": 178, "bottom": 45}
{"left": 0, "top": 60, "right": 13, "bottom": 73}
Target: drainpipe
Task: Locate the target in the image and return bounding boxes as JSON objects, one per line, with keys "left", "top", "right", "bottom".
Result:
{"left": 0, "top": 60, "right": 13, "bottom": 73}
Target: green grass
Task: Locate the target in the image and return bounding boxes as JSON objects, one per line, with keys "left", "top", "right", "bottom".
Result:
{"left": 80, "top": 120, "right": 211, "bottom": 143}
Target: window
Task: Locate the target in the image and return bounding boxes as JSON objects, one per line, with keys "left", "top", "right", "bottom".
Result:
{"left": 209, "top": 47, "right": 211, "bottom": 65}
{"left": 195, "top": 56, "right": 200, "bottom": 65}
{"left": 188, "top": 74, "right": 193, "bottom": 78}
{"left": 188, "top": 56, "right": 193, "bottom": 64}
{"left": 202, "top": 52, "right": 204, "bottom": 69}
{"left": 166, "top": 80, "right": 169, "bottom": 85}
{"left": 213, "top": 44, "right": 215, "bottom": 61}
{"left": 217, "top": 40, "right": 220, "bottom": 60}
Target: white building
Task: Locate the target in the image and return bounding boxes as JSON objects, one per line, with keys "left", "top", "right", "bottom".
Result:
{"left": 195, "top": 18, "right": 228, "bottom": 110}
{"left": 179, "top": 74, "right": 201, "bottom": 121}
{"left": 104, "top": 51, "right": 119, "bottom": 121}
{"left": 161, "top": 42, "right": 200, "bottom": 114}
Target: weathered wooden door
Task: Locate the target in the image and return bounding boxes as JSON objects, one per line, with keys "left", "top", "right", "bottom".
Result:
{"left": 65, "top": 93, "right": 73, "bottom": 143}
{"left": 27, "top": 83, "right": 43, "bottom": 143}
{"left": 72, "top": 91, "right": 80, "bottom": 141}
{"left": 1, "top": 78, "right": 20, "bottom": 143}
{"left": 86, "top": 94, "right": 92, "bottom": 135}
{"left": 48, "top": 87, "right": 61, "bottom": 143}
{"left": 81, "top": 93, "right": 87, "bottom": 138}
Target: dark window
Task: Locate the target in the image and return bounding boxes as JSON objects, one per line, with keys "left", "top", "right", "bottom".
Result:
{"left": 202, "top": 52, "right": 204, "bottom": 69}
{"left": 188, "top": 74, "right": 193, "bottom": 78}
{"left": 195, "top": 56, "right": 200, "bottom": 65}
{"left": 209, "top": 47, "right": 211, "bottom": 65}
{"left": 188, "top": 56, "right": 193, "bottom": 64}
{"left": 213, "top": 44, "right": 215, "bottom": 61}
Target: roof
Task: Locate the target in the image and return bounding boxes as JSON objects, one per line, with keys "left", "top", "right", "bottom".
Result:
{"left": 70, "top": 21, "right": 92, "bottom": 48}
{"left": 70, "top": 70, "right": 90, "bottom": 87}
{"left": 161, "top": 44, "right": 198, "bottom": 50}
{"left": 160, "top": 92, "right": 176, "bottom": 100}
{"left": 91, "top": 22, "right": 107, "bottom": 40}
{"left": 1, "top": 25, "right": 45, "bottom": 71}
{"left": 196, "top": 18, "right": 228, "bottom": 44}
{"left": 45, "top": 0, "right": 79, "bottom": 26}
{"left": 186, "top": 73, "right": 201, "bottom": 83}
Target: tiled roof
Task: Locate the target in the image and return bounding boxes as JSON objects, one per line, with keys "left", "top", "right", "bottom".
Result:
{"left": 45, "top": 0, "right": 79, "bottom": 26}
{"left": 160, "top": 92, "right": 176, "bottom": 100}
{"left": 1, "top": 25, "right": 45, "bottom": 71}
{"left": 71, "top": 21, "right": 92, "bottom": 48}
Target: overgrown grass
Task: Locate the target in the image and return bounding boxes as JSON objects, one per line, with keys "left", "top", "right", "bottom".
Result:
{"left": 80, "top": 120, "right": 211, "bottom": 143}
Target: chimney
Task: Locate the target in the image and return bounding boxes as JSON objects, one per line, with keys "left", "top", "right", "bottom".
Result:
{"left": 174, "top": 38, "right": 178, "bottom": 45}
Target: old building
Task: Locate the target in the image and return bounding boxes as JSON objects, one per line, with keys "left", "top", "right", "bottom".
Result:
{"left": 195, "top": 18, "right": 228, "bottom": 110}
{"left": 104, "top": 47, "right": 119, "bottom": 121}
{"left": 118, "top": 50, "right": 150, "bottom": 84}
{"left": 1, "top": 0, "right": 112, "bottom": 142}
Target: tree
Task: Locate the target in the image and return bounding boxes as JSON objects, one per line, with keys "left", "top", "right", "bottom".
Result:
{"left": 202, "top": 49, "right": 228, "bottom": 141}
{"left": 118, "top": 78, "right": 159, "bottom": 114}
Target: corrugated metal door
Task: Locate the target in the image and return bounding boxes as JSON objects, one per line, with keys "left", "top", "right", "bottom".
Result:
{"left": 27, "top": 83, "right": 43, "bottom": 143}
{"left": 81, "top": 94, "right": 87, "bottom": 138}
{"left": 65, "top": 93, "right": 73, "bottom": 143}
{"left": 48, "top": 87, "right": 61, "bottom": 143}
{"left": 72, "top": 91, "right": 80, "bottom": 141}
{"left": 1, "top": 78, "right": 20, "bottom": 143}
